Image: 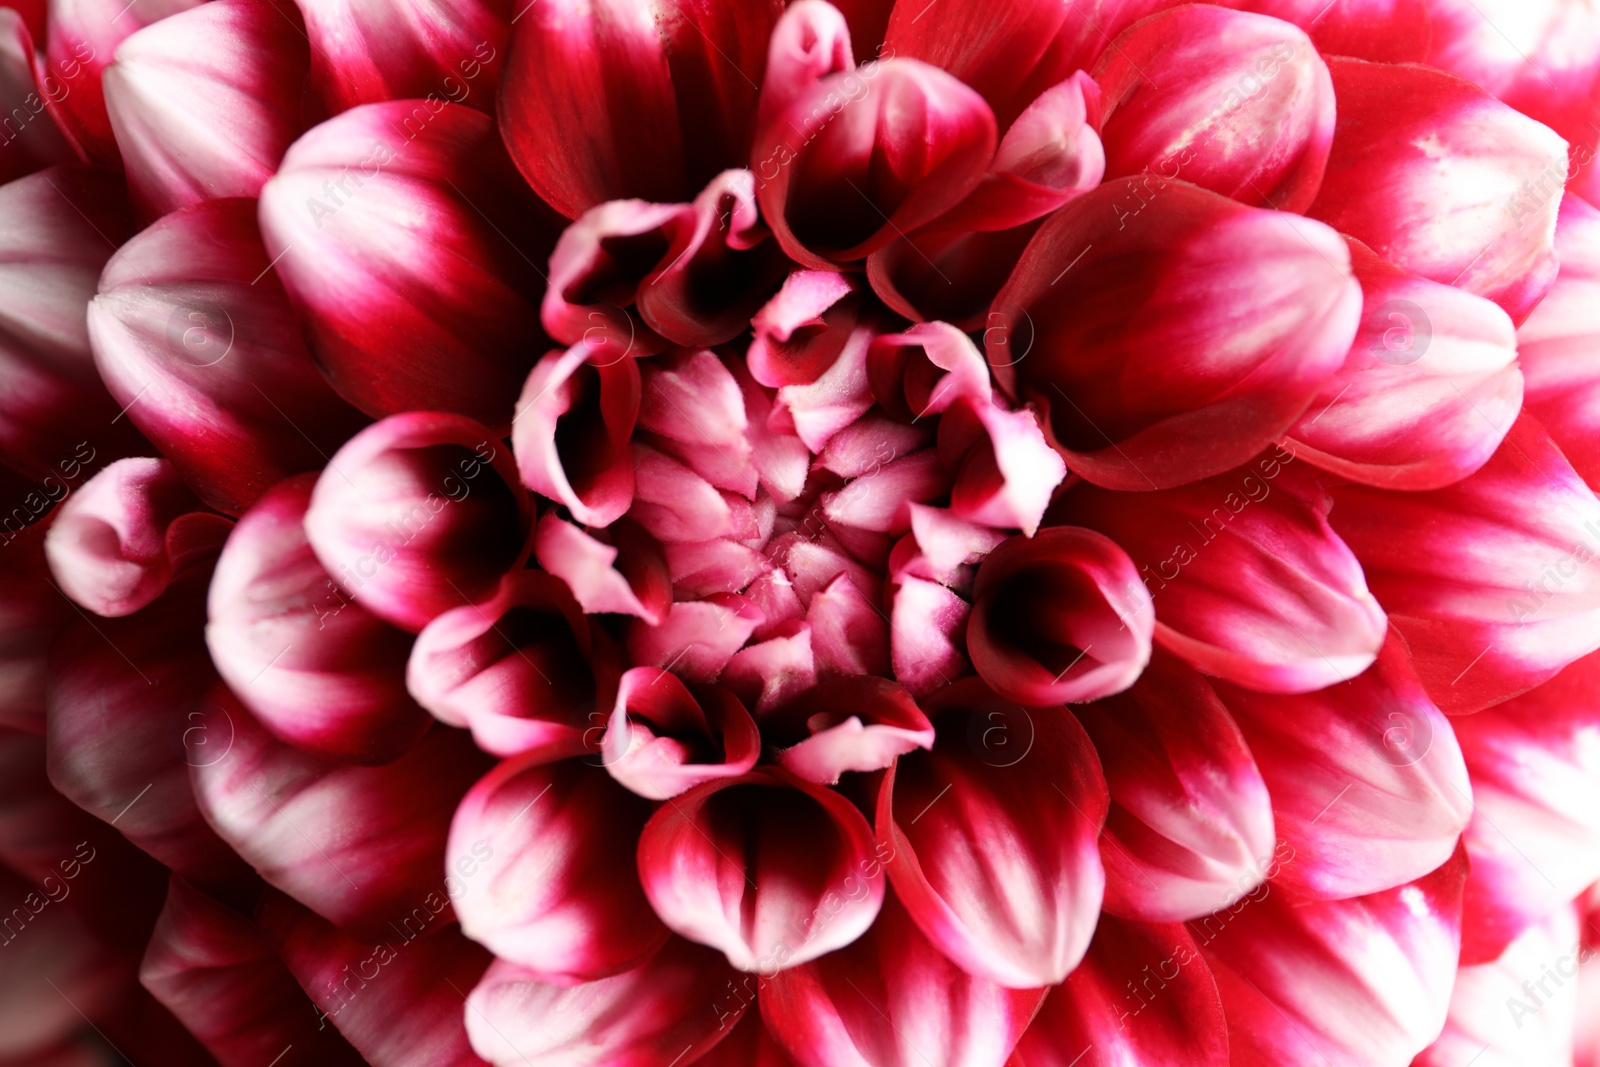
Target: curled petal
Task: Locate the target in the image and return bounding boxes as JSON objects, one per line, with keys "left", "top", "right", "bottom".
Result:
{"left": 890, "top": 574, "right": 972, "bottom": 696}
{"left": 968, "top": 525, "right": 1153, "bottom": 706}
{"left": 637, "top": 767, "right": 885, "bottom": 971}
{"left": 258, "top": 891, "right": 491, "bottom": 1067}
{"left": 103, "top": 0, "right": 310, "bottom": 218}
{"left": 989, "top": 178, "right": 1360, "bottom": 490}
{"left": 747, "top": 270, "right": 860, "bottom": 389}
{"left": 866, "top": 223, "right": 1041, "bottom": 331}
{"left": 867, "top": 322, "right": 993, "bottom": 422}
{"left": 720, "top": 622, "right": 818, "bottom": 714}
{"left": 501, "top": 0, "right": 781, "bottom": 218}
{"left": 1213, "top": 632, "right": 1472, "bottom": 899}
{"left": 45, "top": 457, "right": 231, "bottom": 618}
{"left": 140, "top": 875, "right": 366, "bottom": 1067}
{"left": 1284, "top": 239, "right": 1521, "bottom": 490}
{"left": 1451, "top": 651, "right": 1600, "bottom": 963}
{"left": 297, "top": 0, "right": 508, "bottom": 115}
{"left": 768, "top": 675, "right": 933, "bottom": 784}
{"left": 757, "top": 0, "right": 854, "bottom": 131}
{"left": 448, "top": 754, "right": 666, "bottom": 980}
{"left": 754, "top": 58, "right": 997, "bottom": 268}
{"left": 771, "top": 314, "right": 879, "bottom": 452}
{"left": 191, "top": 702, "right": 491, "bottom": 939}
{"left": 938, "top": 397, "right": 1065, "bottom": 536}
{"left": 513, "top": 343, "right": 640, "bottom": 527}
{"left": 760, "top": 891, "right": 1046, "bottom": 1067}
{"left": 534, "top": 514, "right": 669, "bottom": 624}
{"left": 625, "top": 594, "right": 764, "bottom": 683}
{"left": 1093, "top": 7, "right": 1335, "bottom": 213}
{"left": 890, "top": 503, "right": 1006, "bottom": 586}
{"left": 879, "top": 679, "right": 1107, "bottom": 987}
{"left": 1012, "top": 916, "right": 1228, "bottom": 1067}
{"left": 1194, "top": 848, "right": 1467, "bottom": 1067}
{"left": 1076, "top": 648, "right": 1276, "bottom": 923}
{"left": 541, "top": 198, "right": 682, "bottom": 360}
{"left": 258, "top": 101, "right": 554, "bottom": 426}
{"left": 464, "top": 938, "right": 743, "bottom": 1067}
{"left": 602, "top": 667, "right": 760, "bottom": 799}
{"left": 1053, "top": 453, "right": 1388, "bottom": 693}
{"left": 407, "top": 571, "right": 601, "bottom": 759}
{"left": 1308, "top": 58, "right": 1567, "bottom": 323}
{"left": 306, "top": 412, "right": 532, "bottom": 633}
{"left": 88, "top": 197, "right": 368, "bottom": 516}
{"left": 1519, "top": 192, "right": 1600, "bottom": 488}
{"left": 1327, "top": 412, "right": 1600, "bottom": 712}
{"left": 207, "top": 475, "right": 427, "bottom": 766}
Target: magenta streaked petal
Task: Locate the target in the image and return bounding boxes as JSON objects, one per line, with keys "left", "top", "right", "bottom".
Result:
{"left": 629, "top": 440, "right": 737, "bottom": 543}
{"left": 448, "top": 753, "right": 667, "bottom": 979}
{"left": 747, "top": 269, "right": 860, "bottom": 389}
{"left": 464, "top": 938, "right": 743, "bottom": 1067}
{"left": 638, "top": 347, "right": 756, "bottom": 497}
{"left": 757, "top": 0, "right": 854, "bottom": 133}
{"left": 880, "top": 678, "right": 1106, "bottom": 987}
{"left": 729, "top": 355, "right": 811, "bottom": 504}
{"left": 1308, "top": 57, "right": 1567, "bottom": 324}
{"left": 637, "top": 767, "right": 885, "bottom": 971}
{"left": 760, "top": 891, "right": 1046, "bottom": 1067}
{"left": 768, "top": 675, "right": 933, "bottom": 784}
{"left": 45, "top": 457, "right": 230, "bottom": 618}
{"left": 190, "top": 701, "right": 490, "bottom": 939}
{"left": 968, "top": 525, "right": 1152, "bottom": 706}
{"left": 1076, "top": 648, "right": 1275, "bottom": 923}
{"left": 534, "top": 514, "right": 670, "bottom": 624}
{"left": 602, "top": 667, "right": 759, "bottom": 799}
{"left": 890, "top": 504, "right": 1006, "bottom": 587}
{"left": 819, "top": 448, "right": 948, "bottom": 534}
{"left": 305, "top": 412, "right": 532, "bottom": 633}
{"left": 1213, "top": 632, "right": 1472, "bottom": 900}
{"left": 1235, "top": 0, "right": 1429, "bottom": 62}
{"left": 258, "top": 101, "right": 555, "bottom": 426}
{"left": 102, "top": 0, "right": 310, "bottom": 219}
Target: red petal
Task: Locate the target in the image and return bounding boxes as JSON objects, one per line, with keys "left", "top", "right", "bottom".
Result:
{"left": 1077, "top": 648, "right": 1275, "bottom": 922}
{"left": 448, "top": 754, "right": 667, "bottom": 980}
{"left": 1012, "top": 915, "right": 1227, "bottom": 1067}
{"left": 1093, "top": 7, "right": 1334, "bottom": 213}
{"left": 1308, "top": 57, "right": 1567, "bottom": 324}
{"left": 1327, "top": 412, "right": 1600, "bottom": 712}
{"left": 88, "top": 197, "right": 369, "bottom": 516}
{"left": 258, "top": 102, "right": 555, "bottom": 426}
{"left": 1052, "top": 454, "right": 1387, "bottom": 692}
{"left": 513, "top": 344, "right": 641, "bottom": 527}
{"left": 501, "top": 0, "right": 780, "bottom": 218}
{"left": 1233, "top": 0, "right": 1430, "bottom": 63}
{"left": 760, "top": 890, "right": 1046, "bottom": 1067}
{"left": 879, "top": 679, "right": 1106, "bottom": 987}
{"left": 305, "top": 413, "right": 532, "bottom": 633}
{"left": 1213, "top": 632, "right": 1472, "bottom": 899}
{"left": 989, "top": 178, "right": 1359, "bottom": 490}
{"left": 637, "top": 767, "right": 885, "bottom": 971}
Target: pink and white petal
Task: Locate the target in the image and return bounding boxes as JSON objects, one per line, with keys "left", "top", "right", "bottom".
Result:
{"left": 768, "top": 675, "right": 934, "bottom": 784}
{"left": 890, "top": 575, "right": 972, "bottom": 697}
{"left": 602, "top": 668, "right": 759, "bottom": 800}
{"left": 625, "top": 594, "right": 764, "bottom": 683}
{"left": 513, "top": 343, "right": 641, "bottom": 527}
{"left": 534, "top": 514, "right": 670, "bottom": 623}
{"left": 938, "top": 398, "right": 1065, "bottom": 536}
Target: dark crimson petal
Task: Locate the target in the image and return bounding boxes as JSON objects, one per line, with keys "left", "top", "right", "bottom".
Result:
{"left": 1051, "top": 454, "right": 1388, "bottom": 693}
{"left": 190, "top": 702, "right": 491, "bottom": 940}
{"left": 44, "top": 457, "right": 231, "bottom": 618}
{"left": 1093, "top": 6, "right": 1334, "bottom": 213}
{"left": 1519, "top": 192, "right": 1600, "bottom": 489}
{"left": 1308, "top": 57, "right": 1567, "bottom": 324}
{"left": 879, "top": 679, "right": 1107, "bottom": 987}
{"left": 102, "top": 0, "right": 311, "bottom": 219}
{"left": 989, "top": 178, "right": 1359, "bottom": 491}
{"left": 637, "top": 767, "right": 885, "bottom": 972}
{"left": 512, "top": 343, "right": 640, "bottom": 527}
{"left": 140, "top": 875, "right": 367, "bottom": 1066}
{"left": 1212, "top": 632, "right": 1471, "bottom": 899}
{"left": 1076, "top": 648, "right": 1275, "bottom": 923}
{"left": 1193, "top": 848, "right": 1466, "bottom": 1067}
{"left": 448, "top": 754, "right": 667, "bottom": 980}
{"left": 540, "top": 198, "right": 681, "bottom": 362}
{"left": 760, "top": 891, "right": 1047, "bottom": 1067}
{"left": 753, "top": 58, "right": 997, "bottom": 268}
{"left": 258, "top": 890, "right": 492, "bottom": 1067}
{"left": 258, "top": 101, "right": 556, "bottom": 427}
{"left": 88, "top": 197, "right": 369, "bottom": 516}
{"left": 501, "top": 0, "right": 781, "bottom": 218}
{"left": 0, "top": 166, "right": 145, "bottom": 480}
{"left": 1451, "top": 651, "right": 1600, "bottom": 963}
{"left": 207, "top": 474, "right": 430, "bottom": 765}
{"left": 866, "top": 223, "right": 1042, "bottom": 331}
{"left": 464, "top": 937, "right": 743, "bottom": 1067}
{"left": 968, "top": 525, "right": 1151, "bottom": 706}
{"left": 0, "top": 514, "right": 72, "bottom": 733}
{"left": 1283, "top": 238, "right": 1521, "bottom": 490}
{"left": 297, "top": 0, "right": 508, "bottom": 115}
{"left": 1326, "top": 412, "right": 1600, "bottom": 713}
{"left": 1011, "top": 916, "right": 1227, "bottom": 1067}
{"left": 304, "top": 412, "right": 532, "bottom": 633}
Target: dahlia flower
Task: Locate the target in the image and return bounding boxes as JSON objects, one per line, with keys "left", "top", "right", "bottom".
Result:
{"left": 3, "top": 0, "right": 1600, "bottom": 1063}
